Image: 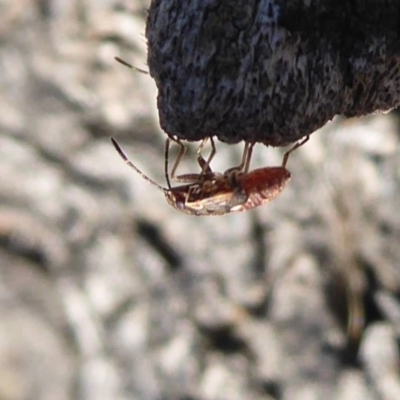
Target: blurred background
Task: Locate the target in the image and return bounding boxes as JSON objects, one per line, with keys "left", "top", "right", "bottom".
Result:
{"left": 1, "top": 1, "right": 400, "bottom": 399}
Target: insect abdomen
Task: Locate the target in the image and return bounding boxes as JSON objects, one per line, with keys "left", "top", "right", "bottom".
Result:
{"left": 239, "top": 167, "right": 291, "bottom": 210}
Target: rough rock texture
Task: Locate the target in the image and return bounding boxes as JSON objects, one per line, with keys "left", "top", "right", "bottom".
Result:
{"left": 147, "top": 0, "right": 400, "bottom": 145}
{"left": 2, "top": 1, "right": 400, "bottom": 400}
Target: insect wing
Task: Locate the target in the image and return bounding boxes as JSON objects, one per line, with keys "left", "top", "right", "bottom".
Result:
{"left": 165, "top": 178, "right": 247, "bottom": 216}
{"left": 192, "top": 187, "right": 248, "bottom": 215}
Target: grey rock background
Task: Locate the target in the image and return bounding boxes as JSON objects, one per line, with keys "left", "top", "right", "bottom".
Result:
{"left": 1, "top": 1, "right": 400, "bottom": 400}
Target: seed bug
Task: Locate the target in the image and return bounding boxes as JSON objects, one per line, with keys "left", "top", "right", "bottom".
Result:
{"left": 111, "top": 136, "right": 309, "bottom": 216}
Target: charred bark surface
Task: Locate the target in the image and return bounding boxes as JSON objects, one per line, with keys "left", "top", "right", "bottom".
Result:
{"left": 146, "top": 0, "right": 400, "bottom": 145}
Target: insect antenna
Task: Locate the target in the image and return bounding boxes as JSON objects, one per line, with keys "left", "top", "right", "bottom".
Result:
{"left": 114, "top": 56, "right": 149, "bottom": 75}
{"left": 111, "top": 138, "right": 168, "bottom": 193}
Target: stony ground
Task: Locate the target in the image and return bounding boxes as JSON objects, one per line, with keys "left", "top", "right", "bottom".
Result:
{"left": 1, "top": 1, "right": 400, "bottom": 400}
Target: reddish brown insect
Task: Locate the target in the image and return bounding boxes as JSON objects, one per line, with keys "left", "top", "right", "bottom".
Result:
{"left": 111, "top": 136, "right": 309, "bottom": 216}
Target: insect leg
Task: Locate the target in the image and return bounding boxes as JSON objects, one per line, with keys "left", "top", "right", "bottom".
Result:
{"left": 235, "top": 142, "right": 250, "bottom": 172}
{"left": 281, "top": 135, "right": 310, "bottom": 167}
{"left": 169, "top": 136, "right": 220, "bottom": 184}
{"left": 185, "top": 183, "right": 199, "bottom": 205}
{"left": 196, "top": 137, "right": 216, "bottom": 175}
{"left": 169, "top": 136, "right": 187, "bottom": 181}
{"left": 223, "top": 141, "right": 255, "bottom": 176}
{"left": 243, "top": 141, "right": 255, "bottom": 174}
{"left": 164, "top": 137, "right": 173, "bottom": 189}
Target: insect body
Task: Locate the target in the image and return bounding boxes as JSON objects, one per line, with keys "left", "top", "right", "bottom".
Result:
{"left": 164, "top": 166, "right": 291, "bottom": 215}
{"left": 111, "top": 136, "right": 308, "bottom": 216}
